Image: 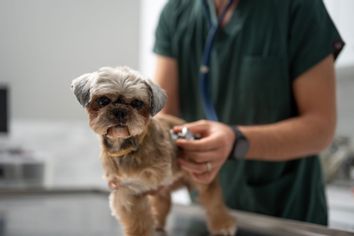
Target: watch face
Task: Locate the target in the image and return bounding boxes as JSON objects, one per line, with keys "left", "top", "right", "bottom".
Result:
{"left": 234, "top": 139, "right": 249, "bottom": 158}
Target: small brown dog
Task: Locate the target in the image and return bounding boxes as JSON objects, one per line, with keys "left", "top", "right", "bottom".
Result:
{"left": 71, "top": 66, "right": 236, "bottom": 236}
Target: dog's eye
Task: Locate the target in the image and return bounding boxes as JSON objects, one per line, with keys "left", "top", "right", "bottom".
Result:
{"left": 96, "top": 96, "right": 111, "bottom": 107}
{"left": 130, "top": 99, "right": 144, "bottom": 109}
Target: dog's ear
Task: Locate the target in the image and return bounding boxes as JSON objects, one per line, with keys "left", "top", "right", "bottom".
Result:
{"left": 144, "top": 79, "right": 167, "bottom": 116}
{"left": 71, "top": 73, "right": 95, "bottom": 107}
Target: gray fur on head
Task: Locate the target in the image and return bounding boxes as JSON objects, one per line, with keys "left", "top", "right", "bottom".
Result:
{"left": 143, "top": 78, "right": 167, "bottom": 116}
{"left": 71, "top": 66, "right": 167, "bottom": 116}
{"left": 71, "top": 72, "right": 97, "bottom": 107}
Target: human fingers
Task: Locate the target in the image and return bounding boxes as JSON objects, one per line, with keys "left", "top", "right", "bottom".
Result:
{"left": 173, "top": 120, "right": 210, "bottom": 136}
{"left": 191, "top": 169, "right": 217, "bottom": 184}
{"left": 179, "top": 149, "right": 219, "bottom": 163}
{"left": 178, "top": 158, "right": 214, "bottom": 175}
{"left": 176, "top": 136, "right": 220, "bottom": 152}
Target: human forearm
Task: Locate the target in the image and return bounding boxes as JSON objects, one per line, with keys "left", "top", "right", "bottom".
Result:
{"left": 240, "top": 113, "right": 336, "bottom": 161}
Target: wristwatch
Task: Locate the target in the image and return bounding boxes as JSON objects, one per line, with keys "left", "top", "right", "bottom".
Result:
{"left": 228, "top": 126, "right": 249, "bottom": 160}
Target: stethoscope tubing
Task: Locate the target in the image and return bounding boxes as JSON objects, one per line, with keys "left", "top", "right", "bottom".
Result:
{"left": 199, "top": 0, "right": 235, "bottom": 121}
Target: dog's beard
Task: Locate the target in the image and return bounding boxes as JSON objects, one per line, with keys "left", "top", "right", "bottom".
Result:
{"left": 88, "top": 107, "right": 149, "bottom": 139}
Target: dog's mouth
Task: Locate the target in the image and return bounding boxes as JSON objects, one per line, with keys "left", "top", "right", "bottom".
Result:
{"left": 106, "top": 125, "right": 130, "bottom": 138}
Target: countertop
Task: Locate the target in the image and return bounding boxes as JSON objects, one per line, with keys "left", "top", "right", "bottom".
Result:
{"left": 0, "top": 188, "right": 353, "bottom": 236}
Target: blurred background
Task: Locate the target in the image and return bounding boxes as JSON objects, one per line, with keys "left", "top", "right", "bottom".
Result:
{"left": 0, "top": 0, "right": 353, "bottom": 235}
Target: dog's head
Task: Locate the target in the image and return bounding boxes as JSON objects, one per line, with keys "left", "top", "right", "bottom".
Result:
{"left": 71, "top": 66, "right": 167, "bottom": 139}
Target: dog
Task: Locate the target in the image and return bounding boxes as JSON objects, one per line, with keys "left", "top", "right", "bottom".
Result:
{"left": 71, "top": 66, "right": 237, "bottom": 236}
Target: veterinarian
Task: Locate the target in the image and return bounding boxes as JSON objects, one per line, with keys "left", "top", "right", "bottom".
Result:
{"left": 153, "top": 0, "right": 344, "bottom": 225}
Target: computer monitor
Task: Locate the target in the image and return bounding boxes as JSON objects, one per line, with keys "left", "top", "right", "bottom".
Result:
{"left": 0, "top": 85, "right": 8, "bottom": 134}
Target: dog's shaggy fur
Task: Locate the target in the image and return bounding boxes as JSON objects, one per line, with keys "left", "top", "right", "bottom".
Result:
{"left": 72, "top": 66, "right": 237, "bottom": 236}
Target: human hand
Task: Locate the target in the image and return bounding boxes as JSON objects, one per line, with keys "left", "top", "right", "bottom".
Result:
{"left": 174, "top": 120, "right": 236, "bottom": 184}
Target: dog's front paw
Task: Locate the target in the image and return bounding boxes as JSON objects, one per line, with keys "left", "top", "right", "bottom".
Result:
{"left": 154, "top": 228, "right": 167, "bottom": 236}
{"left": 209, "top": 214, "right": 237, "bottom": 236}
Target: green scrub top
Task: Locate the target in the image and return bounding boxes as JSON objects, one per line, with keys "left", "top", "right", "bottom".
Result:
{"left": 153, "top": 0, "right": 344, "bottom": 225}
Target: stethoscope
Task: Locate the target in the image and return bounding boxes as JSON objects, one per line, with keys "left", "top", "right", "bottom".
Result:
{"left": 199, "top": 0, "right": 235, "bottom": 121}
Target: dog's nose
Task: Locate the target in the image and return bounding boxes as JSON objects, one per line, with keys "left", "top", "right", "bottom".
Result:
{"left": 112, "top": 109, "right": 128, "bottom": 122}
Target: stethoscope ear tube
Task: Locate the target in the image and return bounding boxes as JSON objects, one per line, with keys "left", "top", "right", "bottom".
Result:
{"left": 199, "top": 0, "right": 235, "bottom": 121}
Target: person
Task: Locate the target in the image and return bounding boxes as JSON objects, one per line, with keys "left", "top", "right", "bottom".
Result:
{"left": 152, "top": 0, "right": 345, "bottom": 225}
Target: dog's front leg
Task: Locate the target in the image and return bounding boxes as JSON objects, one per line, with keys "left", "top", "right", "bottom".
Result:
{"left": 101, "top": 156, "right": 121, "bottom": 189}
{"left": 110, "top": 190, "right": 154, "bottom": 236}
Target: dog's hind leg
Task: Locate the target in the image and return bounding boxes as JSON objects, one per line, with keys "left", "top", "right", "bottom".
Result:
{"left": 194, "top": 177, "right": 237, "bottom": 236}
{"left": 148, "top": 189, "right": 172, "bottom": 232}
{"left": 110, "top": 190, "right": 154, "bottom": 236}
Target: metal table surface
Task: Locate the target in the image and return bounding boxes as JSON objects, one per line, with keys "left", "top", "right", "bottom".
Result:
{"left": 0, "top": 188, "right": 353, "bottom": 236}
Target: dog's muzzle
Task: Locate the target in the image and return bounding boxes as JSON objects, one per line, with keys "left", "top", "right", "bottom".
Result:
{"left": 111, "top": 108, "right": 129, "bottom": 124}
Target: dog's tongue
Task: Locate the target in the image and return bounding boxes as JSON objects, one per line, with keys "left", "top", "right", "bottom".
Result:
{"left": 107, "top": 126, "right": 130, "bottom": 138}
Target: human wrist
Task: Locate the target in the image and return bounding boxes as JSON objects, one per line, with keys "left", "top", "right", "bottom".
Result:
{"left": 228, "top": 126, "right": 249, "bottom": 160}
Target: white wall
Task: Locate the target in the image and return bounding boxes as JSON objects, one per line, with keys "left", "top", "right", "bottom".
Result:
{"left": 139, "top": 0, "right": 167, "bottom": 78}
{"left": 324, "top": 0, "right": 354, "bottom": 67}
{"left": 0, "top": 0, "right": 140, "bottom": 120}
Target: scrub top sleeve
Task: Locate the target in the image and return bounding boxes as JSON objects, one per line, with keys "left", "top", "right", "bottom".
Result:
{"left": 153, "top": 0, "right": 176, "bottom": 58}
{"left": 288, "top": 0, "right": 345, "bottom": 80}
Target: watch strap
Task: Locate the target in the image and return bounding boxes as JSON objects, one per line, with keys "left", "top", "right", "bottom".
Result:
{"left": 228, "top": 126, "right": 249, "bottom": 160}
